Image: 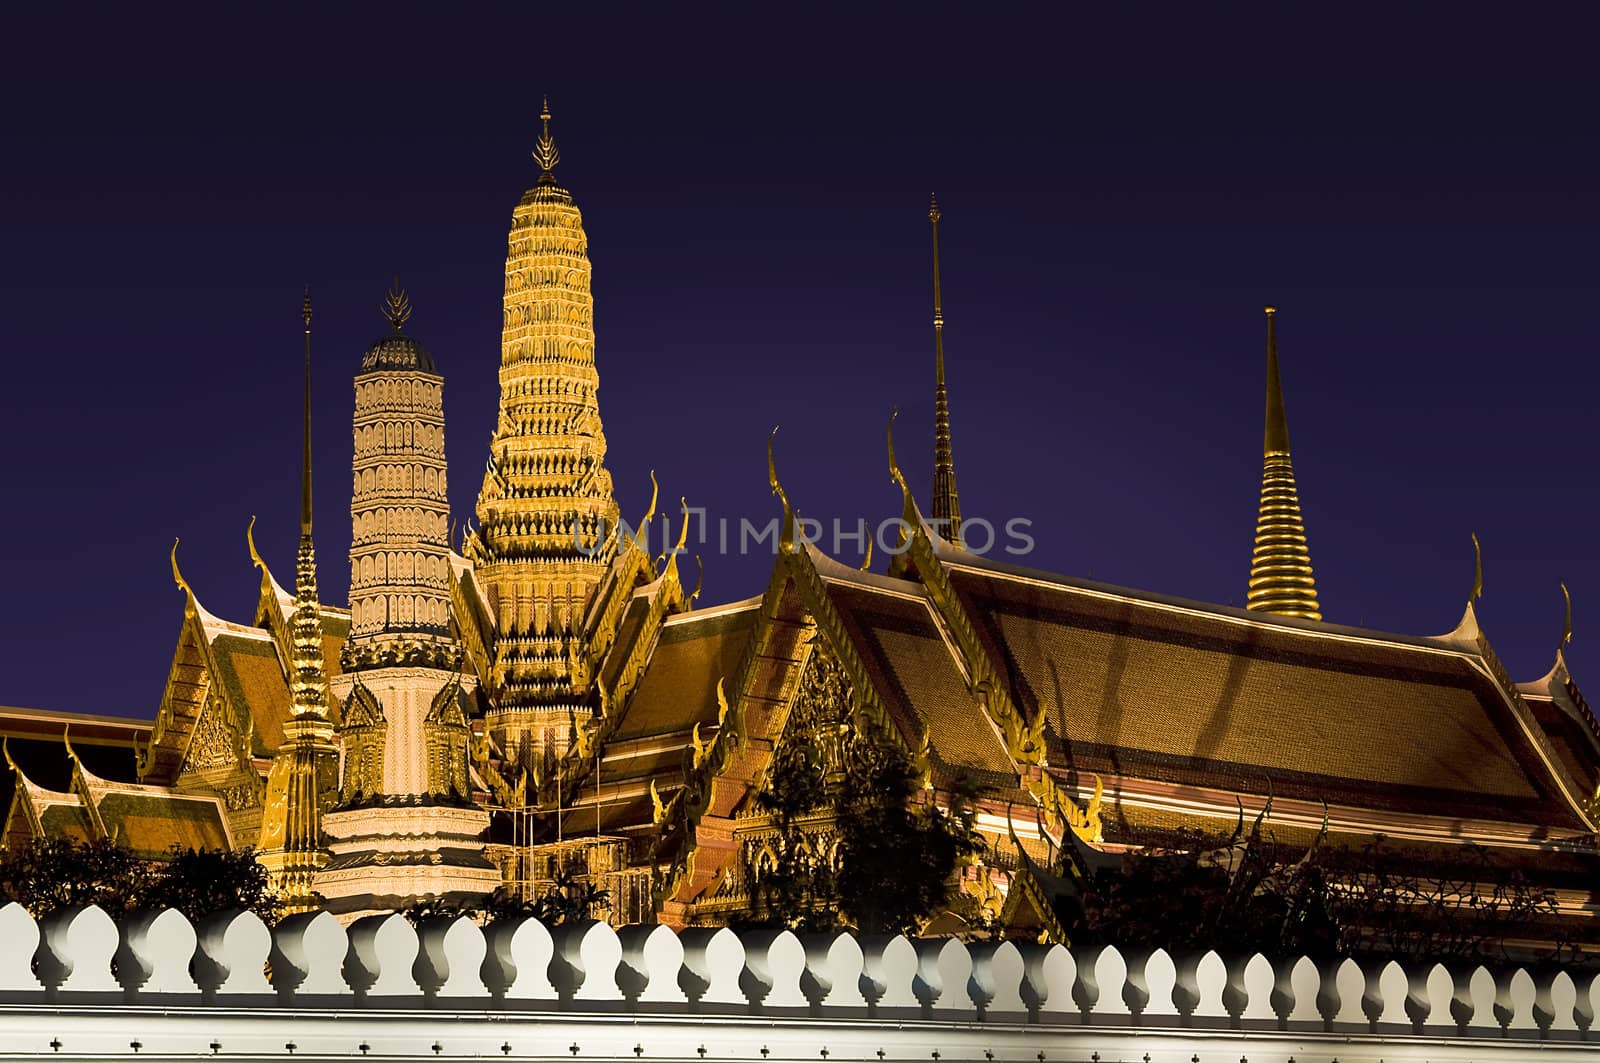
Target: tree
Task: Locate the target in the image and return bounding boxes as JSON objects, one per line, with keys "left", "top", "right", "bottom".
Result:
{"left": 748, "top": 713, "right": 982, "bottom": 936}
{"left": 0, "top": 837, "right": 152, "bottom": 917}
{"left": 0, "top": 839, "right": 284, "bottom": 922}
{"left": 1071, "top": 823, "right": 1571, "bottom": 967}
{"left": 748, "top": 713, "right": 837, "bottom": 932}
{"left": 152, "top": 846, "right": 283, "bottom": 925}
{"left": 403, "top": 868, "right": 612, "bottom": 927}
{"left": 834, "top": 737, "right": 981, "bottom": 935}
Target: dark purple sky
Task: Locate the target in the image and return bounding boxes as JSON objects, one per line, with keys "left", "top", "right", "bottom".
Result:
{"left": 3, "top": 11, "right": 1598, "bottom": 718}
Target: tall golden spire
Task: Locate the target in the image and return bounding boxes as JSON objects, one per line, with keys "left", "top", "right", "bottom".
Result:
{"left": 260, "top": 289, "right": 334, "bottom": 914}
{"left": 929, "top": 193, "right": 963, "bottom": 547}
{"left": 1246, "top": 306, "right": 1321, "bottom": 620}
{"left": 471, "top": 100, "right": 619, "bottom": 744}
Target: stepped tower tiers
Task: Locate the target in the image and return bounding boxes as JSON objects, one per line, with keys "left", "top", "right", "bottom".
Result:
{"left": 321, "top": 283, "right": 499, "bottom": 919}
{"left": 929, "top": 194, "right": 963, "bottom": 547}
{"left": 1246, "top": 305, "right": 1322, "bottom": 620}
{"left": 467, "top": 100, "right": 620, "bottom": 781}
{"left": 258, "top": 290, "right": 338, "bottom": 915}
{"left": 342, "top": 280, "right": 455, "bottom": 670}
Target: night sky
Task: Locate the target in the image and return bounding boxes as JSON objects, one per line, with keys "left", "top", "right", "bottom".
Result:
{"left": 3, "top": 11, "right": 1598, "bottom": 719}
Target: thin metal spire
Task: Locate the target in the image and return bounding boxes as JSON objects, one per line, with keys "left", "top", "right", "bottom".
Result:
{"left": 301, "top": 287, "right": 314, "bottom": 537}
{"left": 534, "top": 95, "right": 560, "bottom": 186}
{"left": 1247, "top": 306, "right": 1321, "bottom": 620}
{"left": 1264, "top": 304, "right": 1290, "bottom": 455}
{"left": 929, "top": 193, "right": 963, "bottom": 547}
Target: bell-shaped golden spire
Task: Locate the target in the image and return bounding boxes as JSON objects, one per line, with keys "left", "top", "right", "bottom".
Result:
{"left": 1246, "top": 306, "right": 1321, "bottom": 620}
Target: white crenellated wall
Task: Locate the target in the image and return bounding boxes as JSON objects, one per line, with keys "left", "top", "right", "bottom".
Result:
{"left": 3, "top": 902, "right": 1599, "bottom": 1062}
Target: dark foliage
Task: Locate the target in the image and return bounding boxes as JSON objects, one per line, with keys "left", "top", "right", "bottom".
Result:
{"left": 749, "top": 719, "right": 982, "bottom": 936}
{"left": 402, "top": 868, "right": 611, "bottom": 927}
{"left": 0, "top": 837, "right": 153, "bottom": 917}
{"left": 0, "top": 838, "right": 283, "bottom": 922}
{"left": 835, "top": 746, "right": 981, "bottom": 935}
{"left": 748, "top": 718, "right": 836, "bottom": 932}
{"left": 153, "top": 847, "right": 284, "bottom": 925}
{"left": 1070, "top": 821, "right": 1572, "bottom": 967}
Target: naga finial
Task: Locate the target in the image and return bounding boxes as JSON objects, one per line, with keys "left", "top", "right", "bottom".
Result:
{"left": 534, "top": 95, "right": 561, "bottom": 185}
{"left": 673, "top": 497, "right": 690, "bottom": 555}
{"left": 859, "top": 535, "right": 874, "bottom": 572}
{"left": 640, "top": 469, "right": 660, "bottom": 534}
{"left": 767, "top": 426, "right": 796, "bottom": 553}
{"left": 246, "top": 515, "right": 266, "bottom": 573}
{"left": 62, "top": 722, "right": 79, "bottom": 766}
{"left": 1, "top": 736, "right": 16, "bottom": 774}
{"left": 1470, "top": 532, "right": 1484, "bottom": 603}
{"left": 691, "top": 554, "right": 704, "bottom": 603}
{"left": 887, "top": 407, "right": 920, "bottom": 533}
{"left": 887, "top": 407, "right": 908, "bottom": 493}
{"left": 171, "top": 537, "right": 192, "bottom": 598}
{"left": 383, "top": 275, "right": 412, "bottom": 330}
{"left": 1562, "top": 580, "right": 1573, "bottom": 649}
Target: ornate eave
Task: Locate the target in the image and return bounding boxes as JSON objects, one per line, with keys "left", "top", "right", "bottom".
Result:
{"left": 882, "top": 416, "right": 1045, "bottom": 766}
{"left": 143, "top": 577, "right": 263, "bottom": 786}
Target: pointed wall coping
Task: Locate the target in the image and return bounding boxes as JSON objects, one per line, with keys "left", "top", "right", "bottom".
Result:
{"left": 0, "top": 902, "right": 1596, "bottom": 1054}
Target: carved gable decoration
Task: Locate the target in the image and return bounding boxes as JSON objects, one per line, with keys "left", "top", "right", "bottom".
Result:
{"left": 181, "top": 696, "right": 244, "bottom": 774}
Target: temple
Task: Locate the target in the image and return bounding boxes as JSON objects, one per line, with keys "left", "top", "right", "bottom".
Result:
{"left": 4, "top": 104, "right": 1598, "bottom": 942}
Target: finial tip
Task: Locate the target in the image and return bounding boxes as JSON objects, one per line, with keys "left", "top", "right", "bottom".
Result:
{"left": 1264, "top": 304, "right": 1277, "bottom": 316}
{"left": 533, "top": 96, "right": 561, "bottom": 182}
{"left": 383, "top": 275, "right": 412, "bottom": 330}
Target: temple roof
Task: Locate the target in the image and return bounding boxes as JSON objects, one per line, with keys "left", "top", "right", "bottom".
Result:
{"left": 813, "top": 557, "right": 1016, "bottom": 787}
{"left": 934, "top": 547, "right": 1593, "bottom": 831}
{"left": 1517, "top": 649, "right": 1600, "bottom": 804}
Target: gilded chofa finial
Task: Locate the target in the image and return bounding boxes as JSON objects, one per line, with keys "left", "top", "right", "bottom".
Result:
{"left": 767, "top": 426, "right": 797, "bottom": 553}
{"left": 1561, "top": 580, "right": 1573, "bottom": 649}
{"left": 1246, "top": 305, "right": 1321, "bottom": 621}
{"left": 170, "top": 537, "right": 191, "bottom": 597}
{"left": 1470, "top": 532, "right": 1484, "bottom": 602}
{"left": 246, "top": 514, "right": 266, "bottom": 573}
{"left": 383, "top": 275, "right": 412, "bottom": 330}
{"left": 534, "top": 96, "right": 560, "bottom": 185}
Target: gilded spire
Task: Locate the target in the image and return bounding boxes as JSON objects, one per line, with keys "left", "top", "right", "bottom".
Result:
{"left": 301, "top": 287, "right": 314, "bottom": 537}
{"left": 383, "top": 275, "right": 412, "bottom": 330}
{"left": 1246, "top": 306, "right": 1321, "bottom": 621}
{"left": 259, "top": 291, "right": 334, "bottom": 914}
{"left": 290, "top": 289, "right": 329, "bottom": 721}
{"left": 473, "top": 95, "right": 619, "bottom": 724}
{"left": 929, "top": 194, "right": 963, "bottom": 547}
{"left": 533, "top": 95, "right": 560, "bottom": 186}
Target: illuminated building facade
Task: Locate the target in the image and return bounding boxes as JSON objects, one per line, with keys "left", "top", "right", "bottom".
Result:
{"left": 4, "top": 104, "right": 1599, "bottom": 938}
